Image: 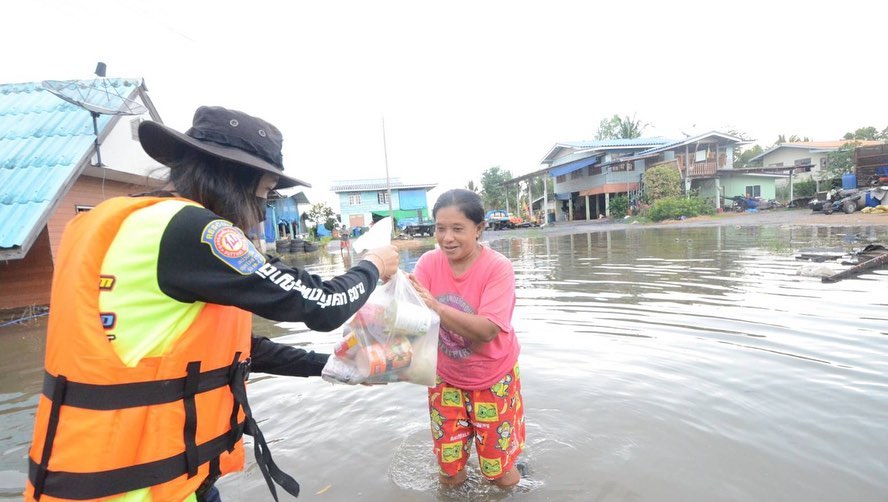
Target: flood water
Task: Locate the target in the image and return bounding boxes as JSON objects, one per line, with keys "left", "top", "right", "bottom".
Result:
{"left": 1, "top": 222, "right": 887, "bottom": 501}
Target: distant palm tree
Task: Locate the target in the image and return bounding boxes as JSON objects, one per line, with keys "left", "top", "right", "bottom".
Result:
{"left": 596, "top": 114, "right": 648, "bottom": 140}
{"left": 617, "top": 115, "right": 646, "bottom": 139}
{"left": 466, "top": 180, "right": 479, "bottom": 193}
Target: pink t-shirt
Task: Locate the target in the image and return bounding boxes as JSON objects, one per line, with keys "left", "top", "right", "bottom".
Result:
{"left": 413, "top": 245, "right": 519, "bottom": 390}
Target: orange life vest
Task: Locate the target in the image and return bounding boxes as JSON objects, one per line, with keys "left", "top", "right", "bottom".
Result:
{"left": 25, "top": 196, "right": 257, "bottom": 501}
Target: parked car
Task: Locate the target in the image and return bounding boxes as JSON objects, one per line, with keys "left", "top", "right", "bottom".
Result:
{"left": 485, "top": 209, "right": 513, "bottom": 230}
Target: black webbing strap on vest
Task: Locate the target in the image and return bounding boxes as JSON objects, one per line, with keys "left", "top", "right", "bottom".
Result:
{"left": 29, "top": 426, "right": 241, "bottom": 500}
{"left": 30, "top": 360, "right": 246, "bottom": 500}
{"left": 183, "top": 361, "right": 202, "bottom": 478}
{"left": 40, "top": 365, "right": 235, "bottom": 410}
{"left": 228, "top": 361, "right": 301, "bottom": 500}
{"left": 32, "top": 374, "right": 66, "bottom": 500}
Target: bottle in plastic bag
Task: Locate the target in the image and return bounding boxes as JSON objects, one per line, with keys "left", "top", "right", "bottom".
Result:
{"left": 384, "top": 302, "right": 436, "bottom": 338}
{"left": 357, "top": 336, "right": 413, "bottom": 380}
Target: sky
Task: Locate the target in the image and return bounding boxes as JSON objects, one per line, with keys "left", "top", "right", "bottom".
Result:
{"left": 4, "top": 0, "right": 887, "bottom": 210}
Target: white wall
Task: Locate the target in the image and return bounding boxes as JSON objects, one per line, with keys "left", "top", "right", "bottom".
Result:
{"left": 96, "top": 98, "right": 168, "bottom": 182}
{"left": 761, "top": 148, "right": 829, "bottom": 182}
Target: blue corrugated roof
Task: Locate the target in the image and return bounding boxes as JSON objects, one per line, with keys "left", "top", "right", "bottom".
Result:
{"left": 559, "top": 137, "right": 674, "bottom": 149}
{"left": 330, "top": 178, "right": 437, "bottom": 192}
{"left": 634, "top": 131, "right": 745, "bottom": 158}
{"left": 550, "top": 155, "right": 599, "bottom": 177}
{"left": 0, "top": 79, "right": 141, "bottom": 253}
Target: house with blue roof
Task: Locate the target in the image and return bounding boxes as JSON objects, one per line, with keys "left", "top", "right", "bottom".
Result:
{"left": 0, "top": 78, "right": 163, "bottom": 310}
{"left": 330, "top": 178, "right": 436, "bottom": 233}
{"left": 540, "top": 137, "right": 674, "bottom": 220}
{"left": 538, "top": 132, "right": 753, "bottom": 220}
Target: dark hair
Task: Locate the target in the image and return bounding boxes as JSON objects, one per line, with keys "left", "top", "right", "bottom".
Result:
{"left": 432, "top": 189, "right": 485, "bottom": 225}
{"left": 167, "top": 150, "right": 266, "bottom": 230}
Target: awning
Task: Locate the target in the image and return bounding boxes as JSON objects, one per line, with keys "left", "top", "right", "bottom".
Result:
{"left": 371, "top": 208, "right": 430, "bottom": 221}
{"left": 555, "top": 192, "right": 571, "bottom": 200}
{"left": 549, "top": 156, "right": 599, "bottom": 177}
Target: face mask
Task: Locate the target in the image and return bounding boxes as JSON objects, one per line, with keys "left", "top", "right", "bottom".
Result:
{"left": 253, "top": 197, "right": 267, "bottom": 225}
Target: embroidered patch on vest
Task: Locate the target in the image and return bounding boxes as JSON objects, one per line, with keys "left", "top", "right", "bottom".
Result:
{"left": 201, "top": 220, "right": 266, "bottom": 274}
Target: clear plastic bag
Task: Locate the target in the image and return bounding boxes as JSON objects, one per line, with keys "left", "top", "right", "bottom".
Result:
{"left": 322, "top": 269, "right": 439, "bottom": 387}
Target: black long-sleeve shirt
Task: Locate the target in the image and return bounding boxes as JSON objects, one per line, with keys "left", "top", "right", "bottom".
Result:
{"left": 154, "top": 203, "right": 380, "bottom": 376}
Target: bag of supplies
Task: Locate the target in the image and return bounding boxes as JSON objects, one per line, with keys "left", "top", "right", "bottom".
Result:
{"left": 322, "top": 269, "right": 439, "bottom": 387}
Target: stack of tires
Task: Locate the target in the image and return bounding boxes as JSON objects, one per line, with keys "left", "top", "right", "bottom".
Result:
{"left": 275, "top": 239, "right": 289, "bottom": 253}
{"left": 303, "top": 241, "right": 318, "bottom": 252}
{"left": 289, "top": 236, "right": 304, "bottom": 253}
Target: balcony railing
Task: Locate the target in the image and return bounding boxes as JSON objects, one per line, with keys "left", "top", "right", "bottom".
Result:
{"left": 686, "top": 161, "right": 717, "bottom": 178}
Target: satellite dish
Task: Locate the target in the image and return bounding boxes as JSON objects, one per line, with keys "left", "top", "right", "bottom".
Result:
{"left": 41, "top": 62, "right": 147, "bottom": 166}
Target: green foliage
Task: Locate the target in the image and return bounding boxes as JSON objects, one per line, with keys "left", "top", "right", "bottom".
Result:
{"left": 774, "top": 134, "right": 809, "bottom": 145}
{"left": 529, "top": 176, "right": 555, "bottom": 198}
{"left": 480, "top": 166, "right": 513, "bottom": 210}
{"left": 306, "top": 202, "right": 335, "bottom": 241}
{"left": 735, "top": 144, "right": 764, "bottom": 168}
{"left": 595, "top": 114, "right": 648, "bottom": 140}
{"left": 819, "top": 141, "right": 859, "bottom": 182}
{"left": 792, "top": 179, "right": 817, "bottom": 198}
{"left": 642, "top": 165, "right": 682, "bottom": 203}
{"left": 307, "top": 202, "right": 335, "bottom": 226}
{"left": 609, "top": 195, "right": 629, "bottom": 218}
{"left": 842, "top": 126, "right": 887, "bottom": 141}
{"left": 465, "top": 180, "right": 479, "bottom": 193}
{"left": 645, "top": 196, "right": 714, "bottom": 222}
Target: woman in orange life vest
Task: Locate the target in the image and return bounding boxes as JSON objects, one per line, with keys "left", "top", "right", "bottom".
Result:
{"left": 25, "top": 106, "right": 399, "bottom": 502}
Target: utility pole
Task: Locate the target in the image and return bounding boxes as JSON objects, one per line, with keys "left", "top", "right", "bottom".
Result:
{"left": 382, "top": 117, "right": 394, "bottom": 238}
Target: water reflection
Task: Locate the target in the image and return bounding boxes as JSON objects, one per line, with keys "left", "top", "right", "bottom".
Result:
{"left": 1, "top": 225, "right": 887, "bottom": 501}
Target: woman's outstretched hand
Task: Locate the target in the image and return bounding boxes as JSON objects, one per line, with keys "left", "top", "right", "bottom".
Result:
{"left": 408, "top": 274, "right": 439, "bottom": 314}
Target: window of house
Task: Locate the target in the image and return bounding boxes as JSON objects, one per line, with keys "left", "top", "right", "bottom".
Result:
{"left": 570, "top": 169, "right": 582, "bottom": 180}
{"left": 794, "top": 158, "right": 811, "bottom": 166}
{"left": 556, "top": 174, "right": 566, "bottom": 183}
{"left": 745, "top": 185, "right": 761, "bottom": 197}
{"left": 75, "top": 205, "right": 94, "bottom": 213}
{"left": 347, "top": 194, "right": 361, "bottom": 205}
{"left": 695, "top": 149, "right": 707, "bottom": 162}
{"left": 377, "top": 191, "right": 389, "bottom": 204}
{"left": 611, "top": 163, "right": 628, "bottom": 172}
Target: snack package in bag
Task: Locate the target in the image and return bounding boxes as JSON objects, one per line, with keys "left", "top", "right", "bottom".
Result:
{"left": 322, "top": 269, "right": 439, "bottom": 387}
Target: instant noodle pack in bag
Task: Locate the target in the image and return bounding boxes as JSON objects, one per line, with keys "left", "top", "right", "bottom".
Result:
{"left": 322, "top": 269, "right": 439, "bottom": 387}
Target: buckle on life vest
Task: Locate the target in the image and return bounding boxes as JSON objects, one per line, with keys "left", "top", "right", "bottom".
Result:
{"left": 229, "top": 357, "right": 251, "bottom": 383}
{"left": 240, "top": 358, "right": 251, "bottom": 382}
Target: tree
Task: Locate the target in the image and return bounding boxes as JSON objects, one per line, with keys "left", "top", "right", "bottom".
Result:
{"left": 306, "top": 202, "right": 336, "bottom": 240}
{"left": 735, "top": 144, "right": 764, "bottom": 168}
{"left": 480, "top": 166, "right": 512, "bottom": 210}
{"left": 774, "top": 134, "right": 809, "bottom": 145}
{"left": 642, "top": 164, "right": 682, "bottom": 203}
{"left": 819, "top": 141, "right": 859, "bottom": 184}
{"left": 595, "top": 114, "right": 648, "bottom": 140}
{"left": 465, "top": 180, "right": 480, "bottom": 193}
{"left": 842, "top": 126, "right": 886, "bottom": 141}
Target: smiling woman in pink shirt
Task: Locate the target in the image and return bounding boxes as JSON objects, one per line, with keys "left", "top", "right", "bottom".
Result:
{"left": 409, "top": 189, "right": 525, "bottom": 488}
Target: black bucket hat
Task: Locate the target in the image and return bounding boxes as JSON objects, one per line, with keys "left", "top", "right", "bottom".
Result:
{"left": 138, "top": 106, "right": 311, "bottom": 189}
